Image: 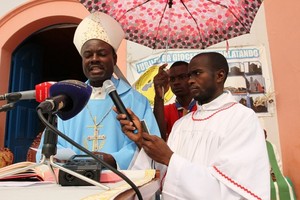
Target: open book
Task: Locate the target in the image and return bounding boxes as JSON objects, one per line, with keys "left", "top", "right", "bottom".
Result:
{"left": 0, "top": 161, "right": 51, "bottom": 182}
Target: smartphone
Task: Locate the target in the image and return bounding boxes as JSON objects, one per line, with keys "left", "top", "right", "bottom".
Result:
{"left": 141, "top": 120, "right": 149, "bottom": 134}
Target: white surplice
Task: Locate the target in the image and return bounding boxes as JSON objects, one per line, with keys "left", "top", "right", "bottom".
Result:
{"left": 132, "top": 91, "right": 270, "bottom": 200}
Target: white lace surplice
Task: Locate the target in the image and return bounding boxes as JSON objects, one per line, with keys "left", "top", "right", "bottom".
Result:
{"left": 133, "top": 91, "right": 270, "bottom": 200}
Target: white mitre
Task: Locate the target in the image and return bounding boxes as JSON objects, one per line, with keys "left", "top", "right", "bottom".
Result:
{"left": 73, "top": 11, "right": 125, "bottom": 54}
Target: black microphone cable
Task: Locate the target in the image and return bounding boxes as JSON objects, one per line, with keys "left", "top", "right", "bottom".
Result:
{"left": 36, "top": 108, "right": 143, "bottom": 200}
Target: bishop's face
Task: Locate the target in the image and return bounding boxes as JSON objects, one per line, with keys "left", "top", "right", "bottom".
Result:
{"left": 81, "top": 39, "right": 117, "bottom": 87}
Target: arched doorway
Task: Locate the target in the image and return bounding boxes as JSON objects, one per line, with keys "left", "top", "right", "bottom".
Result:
{"left": 6, "top": 25, "right": 85, "bottom": 162}
{"left": 0, "top": 0, "right": 89, "bottom": 162}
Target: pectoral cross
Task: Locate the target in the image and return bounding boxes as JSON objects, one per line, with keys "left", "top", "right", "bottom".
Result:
{"left": 87, "top": 117, "right": 106, "bottom": 151}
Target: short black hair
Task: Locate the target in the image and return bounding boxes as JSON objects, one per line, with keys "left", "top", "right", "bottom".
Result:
{"left": 193, "top": 52, "right": 229, "bottom": 79}
{"left": 170, "top": 61, "right": 188, "bottom": 69}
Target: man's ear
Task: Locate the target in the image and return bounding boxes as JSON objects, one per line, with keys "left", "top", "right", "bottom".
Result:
{"left": 112, "top": 47, "right": 118, "bottom": 65}
{"left": 216, "top": 69, "right": 226, "bottom": 83}
{"left": 113, "top": 53, "right": 118, "bottom": 65}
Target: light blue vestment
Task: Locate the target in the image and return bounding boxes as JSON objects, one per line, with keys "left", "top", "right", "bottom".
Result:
{"left": 37, "top": 77, "right": 160, "bottom": 169}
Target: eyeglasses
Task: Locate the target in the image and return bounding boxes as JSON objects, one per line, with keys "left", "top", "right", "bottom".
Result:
{"left": 169, "top": 74, "right": 189, "bottom": 82}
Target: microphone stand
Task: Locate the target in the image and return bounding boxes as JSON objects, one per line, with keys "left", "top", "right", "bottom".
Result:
{"left": 36, "top": 108, "right": 143, "bottom": 200}
{"left": 0, "top": 112, "right": 109, "bottom": 190}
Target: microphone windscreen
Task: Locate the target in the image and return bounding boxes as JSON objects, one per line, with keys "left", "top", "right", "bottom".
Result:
{"left": 103, "top": 79, "right": 116, "bottom": 94}
{"left": 35, "top": 82, "right": 55, "bottom": 102}
{"left": 50, "top": 80, "right": 92, "bottom": 120}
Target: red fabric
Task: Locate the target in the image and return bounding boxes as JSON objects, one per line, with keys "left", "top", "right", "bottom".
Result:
{"left": 213, "top": 166, "right": 262, "bottom": 200}
{"left": 164, "top": 103, "right": 197, "bottom": 140}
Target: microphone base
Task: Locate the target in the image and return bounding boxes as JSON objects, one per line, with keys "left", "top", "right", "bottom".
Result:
{"left": 50, "top": 156, "right": 109, "bottom": 190}
{"left": 58, "top": 155, "right": 103, "bottom": 186}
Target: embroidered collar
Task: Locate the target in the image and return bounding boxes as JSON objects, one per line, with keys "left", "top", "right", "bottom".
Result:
{"left": 192, "top": 91, "right": 238, "bottom": 121}
{"left": 195, "top": 91, "right": 236, "bottom": 111}
{"left": 192, "top": 102, "right": 237, "bottom": 121}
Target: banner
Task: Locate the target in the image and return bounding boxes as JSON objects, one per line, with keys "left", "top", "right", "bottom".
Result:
{"left": 128, "top": 46, "right": 274, "bottom": 115}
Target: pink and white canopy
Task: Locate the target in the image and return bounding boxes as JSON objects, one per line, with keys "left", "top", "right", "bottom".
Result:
{"left": 80, "top": 0, "right": 263, "bottom": 49}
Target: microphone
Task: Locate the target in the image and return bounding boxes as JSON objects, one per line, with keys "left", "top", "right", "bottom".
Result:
{"left": 0, "top": 90, "right": 35, "bottom": 102}
{"left": 0, "top": 102, "right": 15, "bottom": 112}
{"left": 37, "top": 80, "right": 92, "bottom": 120}
{"left": 103, "top": 80, "right": 136, "bottom": 127}
{"left": 0, "top": 82, "right": 54, "bottom": 103}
